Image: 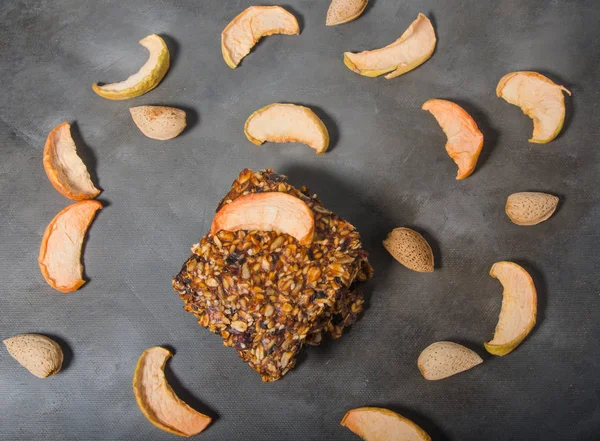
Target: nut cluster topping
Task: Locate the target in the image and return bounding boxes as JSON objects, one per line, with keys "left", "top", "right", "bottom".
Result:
{"left": 173, "top": 168, "right": 372, "bottom": 381}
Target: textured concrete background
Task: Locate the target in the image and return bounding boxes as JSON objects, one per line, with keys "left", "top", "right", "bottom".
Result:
{"left": 1, "top": 0, "right": 599, "bottom": 440}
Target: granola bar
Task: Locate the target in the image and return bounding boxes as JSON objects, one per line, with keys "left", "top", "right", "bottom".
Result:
{"left": 173, "top": 169, "right": 372, "bottom": 381}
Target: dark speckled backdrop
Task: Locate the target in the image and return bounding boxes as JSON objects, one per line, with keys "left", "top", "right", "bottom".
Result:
{"left": 1, "top": 1, "right": 599, "bottom": 440}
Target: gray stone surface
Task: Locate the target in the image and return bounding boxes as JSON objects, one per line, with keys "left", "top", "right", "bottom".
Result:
{"left": 1, "top": 0, "right": 599, "bottom": 440}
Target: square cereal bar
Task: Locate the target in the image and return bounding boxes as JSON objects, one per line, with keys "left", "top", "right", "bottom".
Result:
{"left": 173, "top": 169, "right": 372, "bottom": 381}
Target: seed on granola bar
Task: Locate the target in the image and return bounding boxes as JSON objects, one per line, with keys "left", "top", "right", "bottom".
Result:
{"left": 231, "top": 321, "right": 248, "bottom": 332}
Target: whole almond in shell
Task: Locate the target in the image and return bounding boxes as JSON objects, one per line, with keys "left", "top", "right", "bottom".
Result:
{"left": 383, "top": 227, "right": 434, "bottom": 272}
{"left": 3, "top": 334, "right": 64, "bottom": 378}
{"left": 418, "top": 341, "right": 483, "bottom": 380}
{"left": 130, "top": 106, "right": 186, "bottom": 140}
{"left": 506, "top": 192, "right": 559, "bottom": 226}
{"left": 326, "top": 0, "right": 369, "bottom": 26}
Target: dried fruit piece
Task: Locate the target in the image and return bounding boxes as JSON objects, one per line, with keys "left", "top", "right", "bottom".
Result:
{"left": 43, "top": 122, "right": 100, "bottom": 200}
{"left": 418, "top": 341, "right": 483, "bottom": 380}
{"left": 344, "top": 13, "right": 436, "bottom": 79}
{"left": 245, "top": 103, "right": 329, "bottom": 154}
{"left": 130, "top": 106, "right": 186, "bottom": 140}
{"left": 92, "top": 34, "right": 170, "bottom": 100}
{"left": 383, "top": 228, "right": 434, "bottom": 273}
{"left": 505, "top": 192, "right": 559, "bottom": 226}
{"left": 133, "top": 347, "right": 211, "bottom": 437}
{"left": 38, "top": 200, "right": 102, "bottom": 293}
{"left": 341, "top": 407, "right": 431, "bottom": 441}
{"left": 326, "top": 0, "right": 369, "bottom": 26}
{"left": 221, "top": 6, "right": 299, "bottom": 68}
{"left": 422, "top": 99, "right": 484, "bottom": 180}
{"left": 497, "top": 71, "right": 571, "bottom": 144}
{"left": 210, "top": 192, "right": 314, "bottom": 246}
{"left": 485, "top": 261, "right": 537, "bottom": 356}
{"left": 3, "top": 334, "right": 63, "bottom": 379}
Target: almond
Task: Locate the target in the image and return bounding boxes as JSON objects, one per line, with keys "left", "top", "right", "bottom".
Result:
{"left": 326, "top": 0, "right": 369, "bottom": 26}
{"left": 3, "top": 334, "right": 64, "bottom": 378}
{"left": 130, "top": 106, "right": 186, "bottom": 140}
{"left": 418, "top": 341, "right": 482, "bottom": 380}
{"left": 383, "top": 227, "right": 434, "bottom": 272}
{"left": 505, "top": 192, "right": 559, "bottom": 226}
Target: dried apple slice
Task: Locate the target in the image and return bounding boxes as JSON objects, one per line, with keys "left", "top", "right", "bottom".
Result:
{"left": 38, "top": 200, "right": 102, "bottom": 293}
{"left": 497, "top": 71, "right": 571, "bottom": 144}
{"left": 130, "top": 106, "right": 186, "bottom": 140}
{"left": 485, "top": 261, "right": 537, "bottom": 356}
{"left": 133, "top": 347, "right": 211, "bottom": 437}
{"left": 210, "top": 192, "right": 314, "bottom": 246}
{"left": 43, "top": 122, "right": 100, "bottom": 200}
{"left": 341, "top": 407, "right": 431, "bottom": 441}
{"left": 326, "top": 0, "right": 369, "bottom": 26}
{"left": 221, "top": 6, "right": 300, "bottom": 68}
{"left": 418, "top": 341, "right": 483, "bottom": 380}
{"left": 244, "top": 103, "right": 329, "bottom": 154}
{"left": 344, "top": 13, "right": 436, "bottom": 79}
{"left": 422, "top": 99, "right": 484, "bottom": 180}
{"left": 92, "top": 34, "right": 170, "bottom": 100}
